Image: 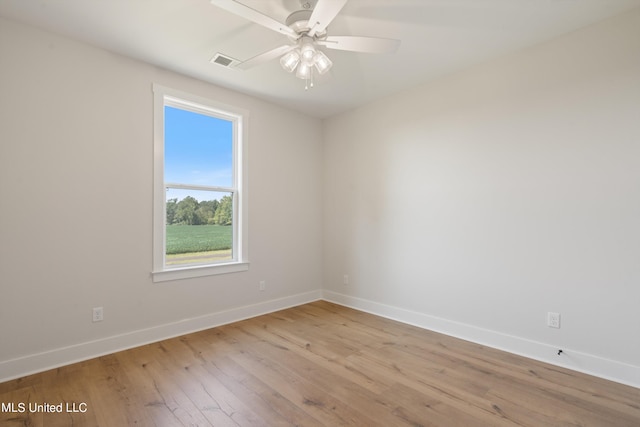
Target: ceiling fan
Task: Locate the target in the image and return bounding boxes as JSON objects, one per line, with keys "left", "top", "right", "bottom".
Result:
{"left": 210, "top": 0, "right": 401, "bottom": 89}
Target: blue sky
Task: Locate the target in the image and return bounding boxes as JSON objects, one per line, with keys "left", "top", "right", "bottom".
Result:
{"left": 165, "top": 105, "right": 233, "bottom": 187}
{"left": 164, "top": 106, "right": 233, "bottom": 201}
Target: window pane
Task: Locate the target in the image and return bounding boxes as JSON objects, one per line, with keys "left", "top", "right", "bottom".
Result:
{"left": 165, "top": 188, "right": 233, "bottom": 267}
{"left": 164, "top": 106, "right": 233, "bottom": 187}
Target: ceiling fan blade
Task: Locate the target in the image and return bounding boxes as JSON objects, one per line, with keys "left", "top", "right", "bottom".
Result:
{"left": 210, "top": 0, "right": 298, "bottom": 38}
{"left": 236, "top": 44, "right": 295, "bottom": 70}
{"left": 318, "top": 36, "right": 401, "bottom": 54}
{"left": 307, "top": 0, "right": 348, "bottom": 37}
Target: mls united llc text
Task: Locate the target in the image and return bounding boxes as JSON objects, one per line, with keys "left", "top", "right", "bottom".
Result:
{"left": 2, "top": 402, "right": 88, "bottom": 413}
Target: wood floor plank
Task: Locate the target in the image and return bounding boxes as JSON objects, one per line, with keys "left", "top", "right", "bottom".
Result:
{"left": 243, "top": 314, "right": 394, "bottom": 395}
{"left": 0, "top": 384, "right": 46, "bottom": 426}
{"left": 181, "top": 329, "right": 325, "bottom": 426}
{"left": 216, "top": 324, "right": 381, "bottom": 426}
{"left": 378, "top": 382, "right": 496, "bottom": 427}
{"left": 208, "top": 353, "right": 324, "bottom": 426}
{"left": 158, "top": 336, "right": 267, "bottom": 426}
{"left": 223, "top": 321, "right": 412, "bottom": 426}
{"left": 1, "top": 301, "right": 639, "bottom": 426}
{"left": 115, "top": 346, "right": 184, "bottom": 426}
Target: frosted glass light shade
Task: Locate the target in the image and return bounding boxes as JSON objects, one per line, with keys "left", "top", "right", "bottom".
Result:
{"left": 296, "top": 61, "right": 312, "bottom": 79}
{"left": 300, "top": 42, "right": 316, "bottom": 62}
{"left": 313, "top": 51, "right": 333, "bottom": 74}
{"left": 280, "top": 49, "right": 300, "bottom": 73}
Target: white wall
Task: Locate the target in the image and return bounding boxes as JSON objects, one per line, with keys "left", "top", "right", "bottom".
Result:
{"left": 323, "top": 9, "right": 640, "bottom": 387}
{"left": 0, "top": 17, "right": 323, "bottom": 379}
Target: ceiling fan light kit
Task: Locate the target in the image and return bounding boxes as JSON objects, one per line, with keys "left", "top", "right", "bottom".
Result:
{"left": 279, "top": 37, "right": 333, "bottom": 89}
{"left": 210, "top": 0, "right": 400, "bottom": 89}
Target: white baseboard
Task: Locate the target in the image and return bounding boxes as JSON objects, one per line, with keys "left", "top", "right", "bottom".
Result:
{"left": 0, "top": 290, "right": 322, "bottom": 383}
{"left": 322, "top": 290, "right": 640, "bottom": 390}
{"left": 3, "top": 289, "right": 638, "bottom": 390}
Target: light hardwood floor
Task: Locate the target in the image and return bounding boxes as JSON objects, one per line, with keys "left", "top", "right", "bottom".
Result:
{"left": 1, "top": 300, "right": 639, "bottom": 426}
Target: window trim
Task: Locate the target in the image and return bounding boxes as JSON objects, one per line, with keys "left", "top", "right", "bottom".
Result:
{"left": 152, "top": 84, "right": 249, "bottom": 282}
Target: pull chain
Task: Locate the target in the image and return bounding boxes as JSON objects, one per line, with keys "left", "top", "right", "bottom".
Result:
{"left": 304, "top": 69, "right": 315, "bottom": 90}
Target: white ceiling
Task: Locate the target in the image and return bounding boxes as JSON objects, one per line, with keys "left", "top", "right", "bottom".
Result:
{"left": 2, "top": 0, "right": 639, "bottom": 118}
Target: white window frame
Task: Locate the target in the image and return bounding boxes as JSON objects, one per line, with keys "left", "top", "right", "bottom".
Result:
{"left": 152, "top": 84, "right": 249, "bottom": 282}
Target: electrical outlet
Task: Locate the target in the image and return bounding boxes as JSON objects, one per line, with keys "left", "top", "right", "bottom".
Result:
{"left": 93, "top": 307, "right": 104, "bottom": 322}
{"left": 547, "top": 312, "right": 560, "bottom": 328}
{"left": 343, "top": 274, "right": 349, "bottom": 285}
{"left": 259, "top": 280, "right": 266, "bottom": 291}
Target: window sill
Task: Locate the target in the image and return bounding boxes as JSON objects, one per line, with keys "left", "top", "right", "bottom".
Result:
{"left": 152, "top": 261, "right": 249, "bottom": 282}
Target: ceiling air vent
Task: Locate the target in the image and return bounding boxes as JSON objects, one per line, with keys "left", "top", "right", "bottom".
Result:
{"left": 210, "top": 53, "right": 239, "bottom": 68}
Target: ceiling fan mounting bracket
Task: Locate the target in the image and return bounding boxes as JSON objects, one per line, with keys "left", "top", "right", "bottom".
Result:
{"left": 298, "top": 0, "right": 318, "bottom": 10}
{"left": 285, "top": 9, "right": 326, "bottom": 39}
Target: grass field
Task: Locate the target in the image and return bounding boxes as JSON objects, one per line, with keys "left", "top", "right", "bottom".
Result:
{"left": 166, "top": 224, "right": 232, "bottom": 254}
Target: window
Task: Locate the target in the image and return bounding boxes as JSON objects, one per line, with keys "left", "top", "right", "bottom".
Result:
{"left": 152, "top": 85, "right": 248, "bottom": 282}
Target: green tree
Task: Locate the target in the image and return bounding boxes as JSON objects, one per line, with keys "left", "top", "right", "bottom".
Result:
{"left": 175, "top": 196, "right": 199, "bottom": 225}
{"left": 166, "top": 198, "right": 178, "bottom": 225}
{"left": 196, "top": 199, "right": 219, "bottom": 225}
{"left": 213, "top": 195, "right": 233, "bottom": 225}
